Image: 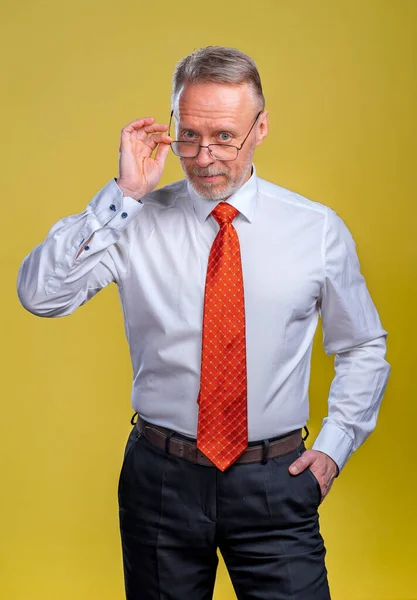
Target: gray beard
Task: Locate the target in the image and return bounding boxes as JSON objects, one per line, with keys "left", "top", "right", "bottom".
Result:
{"left": 182, "top": 159, "right": 254, "bottom": 201}
{"left": 187, "top": 177, "right": 242, "bottom": 201}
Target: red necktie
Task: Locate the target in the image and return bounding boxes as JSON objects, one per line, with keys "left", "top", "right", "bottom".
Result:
{"left": 197, "top": 202, "right": 248, "bottom": 471}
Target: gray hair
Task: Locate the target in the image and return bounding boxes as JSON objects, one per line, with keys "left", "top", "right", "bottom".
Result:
{"left": 171, "top": 46, "right": 265, "bottom": 111}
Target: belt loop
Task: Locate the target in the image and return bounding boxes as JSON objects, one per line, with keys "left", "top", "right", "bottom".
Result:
{"left": 165, "top": 431, "right": 175, "bottom": 454}
{"left": 302, "top": 426, "right": 309, "bottom": 441}
{"left": 130, "top": 412, "right": 138, "bottom": 425}
{"left": 261, "top": 439, "right": 270, "bottom": 464}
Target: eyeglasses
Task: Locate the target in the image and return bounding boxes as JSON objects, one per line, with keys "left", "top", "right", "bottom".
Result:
{"left": 168, "top": 110, "right": 262, "bottom": 161}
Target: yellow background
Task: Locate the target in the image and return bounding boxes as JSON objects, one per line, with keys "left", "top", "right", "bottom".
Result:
{"left": 1, "top": 0, "right": 415, "bottom": 598}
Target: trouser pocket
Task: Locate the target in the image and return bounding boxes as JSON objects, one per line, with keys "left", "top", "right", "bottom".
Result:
{"left": 297, "top": 445, "right": 323, "bottom": 506}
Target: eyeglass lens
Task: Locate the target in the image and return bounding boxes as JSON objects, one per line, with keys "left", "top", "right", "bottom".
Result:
{"left": 171, "top": 142, "right": 238, "bottom": 161}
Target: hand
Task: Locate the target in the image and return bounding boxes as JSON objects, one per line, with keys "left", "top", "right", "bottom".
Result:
{"left": 288, "top": 449, "right": 338, "bottom": 503}
{"left": 116, "top": 117, "right": 173, "bottom": 200}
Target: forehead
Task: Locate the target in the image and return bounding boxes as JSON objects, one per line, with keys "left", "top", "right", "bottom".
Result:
{"left": 176, "top": 82, "right": 256, "bottom": 126}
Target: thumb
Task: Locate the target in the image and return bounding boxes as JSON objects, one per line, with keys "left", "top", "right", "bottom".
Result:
{"left": 288, "top": 451, "right": 313, "bottom": 476}
{"left": 154, "top": 140, "right": 171, "bottom": 168}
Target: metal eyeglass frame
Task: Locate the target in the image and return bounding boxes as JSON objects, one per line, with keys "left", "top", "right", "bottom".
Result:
{"left": 168, "top": 110, "right": 263, "bottom": 161}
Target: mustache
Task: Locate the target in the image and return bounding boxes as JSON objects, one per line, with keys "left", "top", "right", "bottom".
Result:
{"left": 189, "top": 167, "right": 228, "bottom": 177}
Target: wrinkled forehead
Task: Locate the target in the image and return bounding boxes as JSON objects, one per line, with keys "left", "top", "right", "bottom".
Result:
{"left": 172, "top": 82, "right": 257, "bottom": 130}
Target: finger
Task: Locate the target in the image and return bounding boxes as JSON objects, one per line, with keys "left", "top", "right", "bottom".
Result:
{"left": 144, "top": 123, "right": 169, "bottom": 132}
{"left": 288, "top": 453, "right": 313, "bottom": 475}
{"left": 119, "top": 119, "right": 156, "bottom": 151}
{"left": 154, "top": 139, "right": 171, "bottom": 167}
{"left": 122, "top": 117, "right": 155, "bottom": 134}
{"left": 120, "top": 119, "right": 156, "bottom": 148}
{"left": 143, "top": 133, "right": 173, "bottom": 151}
{"left": 136, "top": 123, "right": 169, "bottom": 141}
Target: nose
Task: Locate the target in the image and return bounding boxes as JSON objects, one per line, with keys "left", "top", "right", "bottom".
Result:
{"left": 195, "top": 145, "right": 216, "bottom": 168}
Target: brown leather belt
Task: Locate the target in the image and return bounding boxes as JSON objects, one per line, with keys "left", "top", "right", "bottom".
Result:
{"left": 136, "top": 418, "right": 302, "bottom": 467}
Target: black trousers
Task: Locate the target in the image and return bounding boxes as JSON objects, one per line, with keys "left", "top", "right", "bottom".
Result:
{"left": 118, "top": 425, "right": 331, "bottom": 600}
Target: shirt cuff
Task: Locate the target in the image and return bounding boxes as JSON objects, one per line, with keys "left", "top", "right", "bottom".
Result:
{"left": 312, "top": 421, "right": 354, "bottom": 474}
{"left": 88, "top": 178, "right": 144, "bottom": 230}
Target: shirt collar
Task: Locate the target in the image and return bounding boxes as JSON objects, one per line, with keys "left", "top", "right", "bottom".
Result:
{"left": 187, "top": 164, "right": 258, "bottom": 224}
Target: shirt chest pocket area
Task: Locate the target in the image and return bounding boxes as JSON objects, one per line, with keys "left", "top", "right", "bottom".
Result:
{"left": 243, "top": 254, "right": 321, "bottom": 319}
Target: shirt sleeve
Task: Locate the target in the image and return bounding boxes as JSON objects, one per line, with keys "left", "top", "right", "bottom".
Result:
{"left": 311, "top": 208, "right": 391, "bottom": 473}
{"left": 17, "top": 179, "right": 145, "bottom": 317}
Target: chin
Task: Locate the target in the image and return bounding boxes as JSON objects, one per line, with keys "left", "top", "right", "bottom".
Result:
{"left": 189, "top": 179, "right": 234, "bottom": 201}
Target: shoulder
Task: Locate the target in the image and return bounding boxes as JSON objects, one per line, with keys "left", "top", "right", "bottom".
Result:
{"left": 257, "top": 176, "right": 332, "bottom": 219}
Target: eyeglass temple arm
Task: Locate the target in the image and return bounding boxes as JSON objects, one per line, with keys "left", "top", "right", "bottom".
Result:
{"left": 168, "top": 110, "right": 174, "bottom": 138}
{"left": 236, "top": 110, "right": 263, "bottom": 150}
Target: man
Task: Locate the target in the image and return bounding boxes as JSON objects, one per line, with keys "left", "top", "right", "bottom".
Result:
{"left": 17, "top": 46, "right": 390, "bottom": 599}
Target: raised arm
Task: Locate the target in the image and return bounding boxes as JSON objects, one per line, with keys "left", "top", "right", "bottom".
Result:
{"left": 17, "top": 117, "right": 173, "bottom": 317}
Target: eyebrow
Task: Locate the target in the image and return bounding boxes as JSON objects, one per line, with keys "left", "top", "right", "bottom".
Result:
{"left": 178, "top": 124, "right": 238, "bottom": 136}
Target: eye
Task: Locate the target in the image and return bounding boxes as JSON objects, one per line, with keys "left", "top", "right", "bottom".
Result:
{"left": 219, "top": 132, "right": 232, "bottom": 142}
{"left": 183, "top": 130, "right": 196, "bottom": 140}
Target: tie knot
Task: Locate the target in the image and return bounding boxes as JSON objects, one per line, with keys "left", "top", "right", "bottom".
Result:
{"left": 211, "top": 202, "right": 239, "bottom": 225}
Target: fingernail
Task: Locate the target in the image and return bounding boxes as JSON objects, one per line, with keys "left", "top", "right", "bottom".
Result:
{"left": 290, "top": 466, "right": 298, "bottom": 474}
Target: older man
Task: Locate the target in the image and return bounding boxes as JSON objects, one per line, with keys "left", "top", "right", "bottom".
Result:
{"left": 18, "top": 46, "right": 390, "bottom": 600}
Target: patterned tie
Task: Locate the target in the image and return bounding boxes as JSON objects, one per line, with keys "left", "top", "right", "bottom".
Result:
{"left": 197, "top": 202, "right": 248, "bottom": 471}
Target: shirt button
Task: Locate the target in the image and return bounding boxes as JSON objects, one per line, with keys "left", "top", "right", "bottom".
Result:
{"left": 84, "top": 245, "right": 90, "bottom": 251}
{"left": 121, "top": 212, "right": 128, "bottom": 218}
{"left": 109, "top": 204, "right": 116, "bottom": 211}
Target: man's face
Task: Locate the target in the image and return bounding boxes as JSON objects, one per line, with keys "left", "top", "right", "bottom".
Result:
{"left": 174, "top": 82, "right": 268, "bottom": 200}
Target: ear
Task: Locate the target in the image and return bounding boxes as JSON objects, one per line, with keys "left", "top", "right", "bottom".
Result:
{"left": 255, "top": 110, "right": 269, "bottom": 147}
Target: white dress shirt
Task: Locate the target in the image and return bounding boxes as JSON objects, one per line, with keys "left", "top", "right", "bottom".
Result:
{"left": 17, "top": 166, "right": 390, "bottom": 471}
